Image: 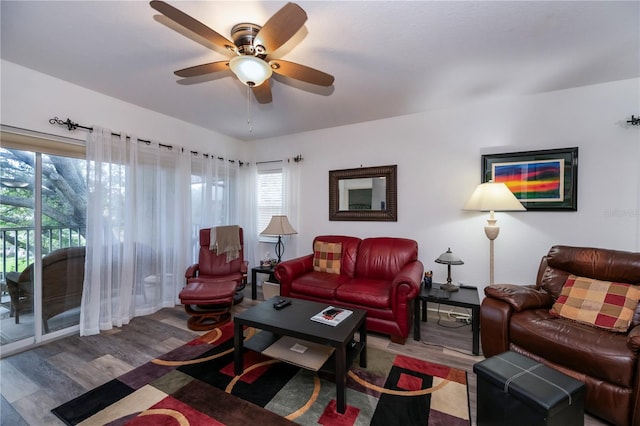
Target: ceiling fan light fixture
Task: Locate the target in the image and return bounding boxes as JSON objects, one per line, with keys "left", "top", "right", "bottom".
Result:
{"left": 229, "top": 55, "right": 272, "bottom": 87}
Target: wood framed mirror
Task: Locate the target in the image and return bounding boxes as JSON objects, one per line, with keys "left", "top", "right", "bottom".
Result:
{"left": 329, "top": 165, "right": 397, "bottom": 221}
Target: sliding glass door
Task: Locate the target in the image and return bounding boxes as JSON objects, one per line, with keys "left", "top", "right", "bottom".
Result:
{"left": 1, "top": 144, "right": 86, "bottom": 352}
{"left": 1, "top": 148, "right": 36, "bottom": 345}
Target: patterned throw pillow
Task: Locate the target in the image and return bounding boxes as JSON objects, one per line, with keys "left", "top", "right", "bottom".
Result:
{"left": 550, "top": 275, "right": 640, "bottom": 332}
{"left": 313, "top": 241, "right": 342, "bottom": 274}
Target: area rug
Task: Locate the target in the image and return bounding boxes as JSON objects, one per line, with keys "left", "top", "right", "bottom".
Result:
{"left": 52, "top": 323, "right": 470, "bottom": 425}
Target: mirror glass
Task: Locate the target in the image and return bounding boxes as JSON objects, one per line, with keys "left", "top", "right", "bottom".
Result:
{"left": 329, "top": 165, "right": 397, "bottom": 221}
{"left": 338, "top": 177, "right": 386, "bottom": 211}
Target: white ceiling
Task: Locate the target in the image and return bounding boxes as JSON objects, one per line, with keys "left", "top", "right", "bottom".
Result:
{"left": 2, "top": 1, "right": 639, "bottom": 141}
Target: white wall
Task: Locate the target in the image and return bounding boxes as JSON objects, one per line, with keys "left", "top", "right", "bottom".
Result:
{"left": 249, "top": 78, "right": 640, "bottom": 296}
{"left": 1, "top": 60, "right": 246, "bottom": 158}
{"left": 3, "top": 59, "right": 639, "bottom": 296}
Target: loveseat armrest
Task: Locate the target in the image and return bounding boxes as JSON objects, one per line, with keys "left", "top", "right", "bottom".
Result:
{"left": 185, "top": 263, "right": 199, "bottom": 279}
{"left": 275, "top": 254, "right": 314, "bottom": 296}
{"left": 390, "top": 260, "right": 424, "bottom": 305}
{"left": 484, "top": 284, "right": 554, "bottom": 312}
{"left": 386, "top": 260, "right": 423, "bottom": 342}
{"left": 628, "top": 324, "right": 640, "bottom": 353}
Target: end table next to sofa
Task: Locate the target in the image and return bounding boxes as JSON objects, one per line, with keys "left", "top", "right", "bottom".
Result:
{"left": 413, "top": 283, "right": 481, "bottom": 355}
{"left": 251, "top": 265, "right": 277, "bottom": 300}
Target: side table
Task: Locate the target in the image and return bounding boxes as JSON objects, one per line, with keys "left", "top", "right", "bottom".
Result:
{"left": 413, "top": 283, "right": 481, "bottom": 355}
{"left": 250, "top": 265, "right": 277, "bottom": 300}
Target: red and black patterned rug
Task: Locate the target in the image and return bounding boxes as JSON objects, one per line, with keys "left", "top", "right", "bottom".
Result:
{"left": 52, "top": 323, "right": 470, "bottom": 425}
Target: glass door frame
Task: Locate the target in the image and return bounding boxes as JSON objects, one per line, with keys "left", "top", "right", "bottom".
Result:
{"left": 1, "top": 128, "right": 84, "bottom": 358}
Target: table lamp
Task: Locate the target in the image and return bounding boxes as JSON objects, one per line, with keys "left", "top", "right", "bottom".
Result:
{"left": 435, "top": 248, "right": 464, "bottom": 292}
{"left": 260, "top": 215, "right": 298, "bottom": 263}
{"left": 463, "top": 181, "right": 525, "bottom": 285}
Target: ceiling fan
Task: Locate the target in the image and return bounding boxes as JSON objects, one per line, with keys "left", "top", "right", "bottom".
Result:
{"left": 150, "top": 1, "right": 334, "bottom": 104}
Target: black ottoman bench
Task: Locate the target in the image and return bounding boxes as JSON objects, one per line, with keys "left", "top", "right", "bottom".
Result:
{"left": 473, "top": 351, "right": 585, "bottom": 426}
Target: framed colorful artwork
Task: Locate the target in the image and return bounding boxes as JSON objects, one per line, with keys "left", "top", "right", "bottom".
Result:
{"left": 481, "top": 147, "right": 578, "bottom": 211}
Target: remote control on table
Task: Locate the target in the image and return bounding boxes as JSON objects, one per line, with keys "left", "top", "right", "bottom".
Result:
{"left": 273, "top": 299, "right": 291, "bottom": 310}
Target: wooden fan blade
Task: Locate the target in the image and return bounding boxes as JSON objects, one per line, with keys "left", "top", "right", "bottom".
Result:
{"left": 150, "top": 1, "right": 235, "bottom": 51}
{"left": 255, "top": 3, "right": 307, "bottom": 54}
{"left": 270, "top": 60, "right": 334, "bottom": 86}
{"left": 174, "top": 61, "right": 229, "bottom": 78}
{"left": 252, "top": 80, "right": 273, "bottom": 104}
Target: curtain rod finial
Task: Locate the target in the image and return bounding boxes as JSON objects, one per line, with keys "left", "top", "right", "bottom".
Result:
{"left": 49, "top": 117, "right": 79, "bottom": 131}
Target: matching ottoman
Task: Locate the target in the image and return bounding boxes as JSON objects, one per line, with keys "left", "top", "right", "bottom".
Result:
{"left": 179, "top": 280, "right": 237, "bottom": 330}
{"left": 473, "top": 351, "right": 585, "bottom": 426}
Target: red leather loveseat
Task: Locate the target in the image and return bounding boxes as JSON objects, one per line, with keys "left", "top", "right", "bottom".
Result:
{"left": 481, "top": 245, "right": 640, "bottom": 426}
{"left": 274, "top": 235, "right": 424, "bottom": 344}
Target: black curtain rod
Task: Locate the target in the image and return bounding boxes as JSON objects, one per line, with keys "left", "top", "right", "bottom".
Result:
{"left": 49, "top": 116, "right": 243, "bottom": 165}
{"left": 188, "top": 150, "right": 240, "bottom": 164}
{"left": 256, "top": 155, "right": 303, "bottom": 165}
{"left": 49, "top": 116, "right": 168, "bottom": 147}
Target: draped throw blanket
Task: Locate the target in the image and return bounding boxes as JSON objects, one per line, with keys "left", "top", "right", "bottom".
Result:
{"left": 210, "top": 225, "right": 241, "bottom": 262}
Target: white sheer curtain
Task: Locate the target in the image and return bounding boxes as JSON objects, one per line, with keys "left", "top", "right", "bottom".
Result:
{"left": 188, "top": 153, "right": 241, "bottom": 262}
{"left": 282, "top": 158, "right": 301, "bottom": 258}
{"left": 190, "top": 154, "right": 221, "bottom": 228}
{"left": 240, "top": 163, "right": 259, "bottom": 267}
{"left": 81, "top": 128, "right": 190, "bottom": 335}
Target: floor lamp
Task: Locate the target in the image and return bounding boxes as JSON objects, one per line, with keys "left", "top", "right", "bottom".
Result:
{"left": 463, "top": 181, "right": 525, "bottom": 285}
{"left": 260, "top": 215, "right": 298, "bottom": 263}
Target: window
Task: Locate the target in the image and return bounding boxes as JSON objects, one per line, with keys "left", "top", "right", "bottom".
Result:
{"left": 257, "top": 167, "right": 283, "bottom": 238}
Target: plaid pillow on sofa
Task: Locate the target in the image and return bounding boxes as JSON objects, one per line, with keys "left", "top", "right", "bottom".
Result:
{"left": 550, "top": 275, "right": 640, "bottom": 332}
{"left": 313, "top": 241, "right": 342, "bottom": 274}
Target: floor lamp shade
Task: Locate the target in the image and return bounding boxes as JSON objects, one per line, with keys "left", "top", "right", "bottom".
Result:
{"left": 463, "top": 182, "right": 526, "bottom": 212}
{"left": 464, "top": 182, "right": 525, "bottom": 284}
{"left": 260, "top": 215, "right": 298, "bottom": 263}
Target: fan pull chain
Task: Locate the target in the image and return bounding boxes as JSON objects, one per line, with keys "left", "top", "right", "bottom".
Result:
{"left": 246, "top": 85, "right": 253, "bottom": 134}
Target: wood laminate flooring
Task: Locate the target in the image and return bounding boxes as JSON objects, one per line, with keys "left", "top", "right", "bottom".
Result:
{"left": 1, "top": 289, "right": 609, "bottom": 425}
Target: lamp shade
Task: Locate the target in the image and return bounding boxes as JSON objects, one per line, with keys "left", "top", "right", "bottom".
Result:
{"left": 435, "top": 248, "right": 464, "bottom": 265}
{"left": 260, "top": 215, "right": 298, "bottom": 236}
{"left": 229, "top": 55, "right": 272, "bottom": 87}
{"left": 463, "top": 181, "right": 526, "bottom": 212}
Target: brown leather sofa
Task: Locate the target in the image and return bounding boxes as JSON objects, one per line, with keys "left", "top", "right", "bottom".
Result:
{"left": 274, "top": 235, "right": 424, "bottom": 344}
{"left": 481, "top": 245, "right": 640, "bottom": 426}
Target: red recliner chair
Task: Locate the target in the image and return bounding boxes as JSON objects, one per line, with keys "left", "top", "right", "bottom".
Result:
{"left": 180, "top": 227, "right": 248, "bottom": 330}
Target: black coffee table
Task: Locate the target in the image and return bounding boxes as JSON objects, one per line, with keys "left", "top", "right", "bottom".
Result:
{"left": 234, "top": 297, "right": 367, "bottom": 414}
{"left": 413, "top": 283, "right": 481, "bottom": 355}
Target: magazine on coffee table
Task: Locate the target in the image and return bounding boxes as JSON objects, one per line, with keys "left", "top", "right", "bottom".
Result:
{"left": 310, "top": 306, "right": 353, "bottom": 326}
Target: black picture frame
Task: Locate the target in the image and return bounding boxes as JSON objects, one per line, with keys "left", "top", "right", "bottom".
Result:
{"left": 481, "top": 147, "right": 578, "bottom": 211}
